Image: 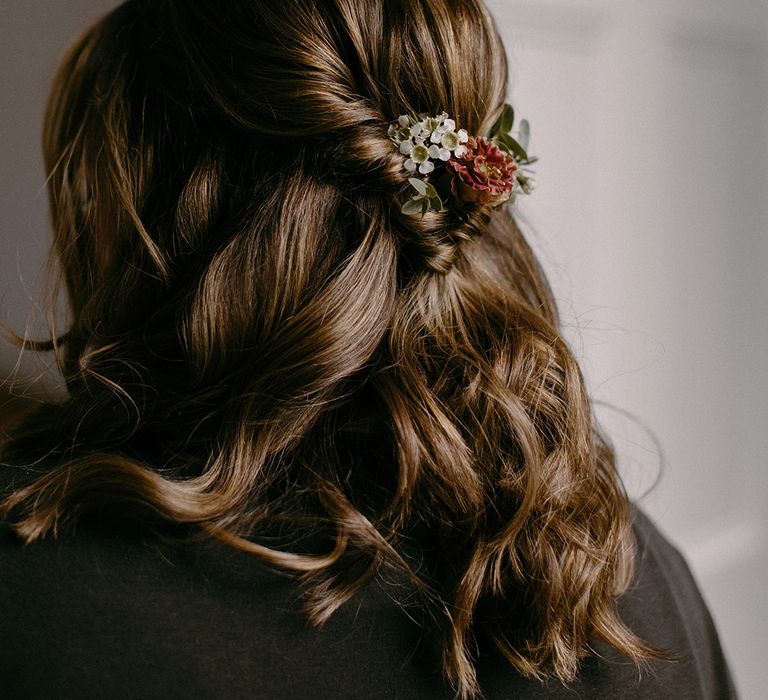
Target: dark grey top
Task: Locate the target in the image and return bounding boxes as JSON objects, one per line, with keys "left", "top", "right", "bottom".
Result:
{"left": 0, "top": 467, "right": 737, "bottom": 699}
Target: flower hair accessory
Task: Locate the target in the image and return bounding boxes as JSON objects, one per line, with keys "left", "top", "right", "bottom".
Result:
{"left": 388, "top": 104, "right": 537, "bottom": 216}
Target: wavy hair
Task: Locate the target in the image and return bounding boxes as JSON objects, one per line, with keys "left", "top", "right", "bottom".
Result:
{"left": 0, "top": 1, "right": 665, "bottom": 697}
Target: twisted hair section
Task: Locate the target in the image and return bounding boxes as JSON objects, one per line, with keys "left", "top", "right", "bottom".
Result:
{"left": 1, "top": 1, "right": 666, "bottom": 698}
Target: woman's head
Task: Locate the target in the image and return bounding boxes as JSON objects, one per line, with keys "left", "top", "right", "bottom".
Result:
{"left": 3, "top": 2, "right": 665, "bottom": 698}
{"left": 46, "top": 0, "right": 508, "bottom": 300}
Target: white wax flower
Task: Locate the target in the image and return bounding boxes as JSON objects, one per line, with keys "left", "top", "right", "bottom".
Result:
{"left": 410, "top": 143, "right": 430, "bottom": 163}
{"left": 389, "top": 123, "right": 413, "bottom": 146}
{"left": 441, "top": 130, "right": 460, "bottom": 150}
{"left": 410, "top": 121, "right": 430, "bottom": 140}
{"left": 404, "top": 142, "right": 435, "bottom": 174}
{"left": 424, "top": 117, "right": 442, "bottom": 134}
{"left": 428, "top": 144, "right": 451, "bottom": 161}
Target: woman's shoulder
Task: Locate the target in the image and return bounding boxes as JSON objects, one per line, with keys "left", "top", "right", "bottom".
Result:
{"left": 473, "top": 506, "right": 738, "bottom": 699}
{"left": 615, "top": 507, "right": 738, "bottom": 698}
{"left": 0, "top": 463, "right": 738, "bottom": 699}
{"left": 625, "top": 505, "right": 722, "bottom": 635}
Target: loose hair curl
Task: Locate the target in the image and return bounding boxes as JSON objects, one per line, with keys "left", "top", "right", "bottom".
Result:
{"left": 0, "top": 1, "right": 664, "bottom": 697}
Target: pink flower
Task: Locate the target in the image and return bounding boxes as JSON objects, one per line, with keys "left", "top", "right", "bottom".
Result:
{"left": 445, "top": 136, "right": 518, "bottom": 206}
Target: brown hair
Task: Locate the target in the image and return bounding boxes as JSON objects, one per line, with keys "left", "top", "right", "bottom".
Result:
{"left": 0, "top": 1, "right": 665, "bottom": 697}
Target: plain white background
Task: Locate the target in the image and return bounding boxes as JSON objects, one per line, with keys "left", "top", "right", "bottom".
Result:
{"left": 1, "top": 1, "right": 766, "bottom": 697}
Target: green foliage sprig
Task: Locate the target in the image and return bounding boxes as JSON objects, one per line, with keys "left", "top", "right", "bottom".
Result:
{"left": 488, "top": 104, "right": 538, "bottom": 194}
{"left": 392, "top": 103, "right": 537, "bottom": 218}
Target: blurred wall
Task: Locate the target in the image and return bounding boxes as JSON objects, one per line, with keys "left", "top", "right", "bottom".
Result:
{"left": 487, "top": 1, "right": 768, "bottom": 697}
{"left": 2, "top": 1, "right": 767, "bottom": 698}
{"left": 1, "top": 0, "right": 120, "bottom": 389}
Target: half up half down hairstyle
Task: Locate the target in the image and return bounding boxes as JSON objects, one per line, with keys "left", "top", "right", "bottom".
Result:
{"left": 1, "top": 1, "right": 666, "bottom": 698}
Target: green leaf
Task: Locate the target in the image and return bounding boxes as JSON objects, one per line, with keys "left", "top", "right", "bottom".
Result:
{"left": 408, "top": 178, "right": 428, "bottom": 196}
{"left": 424, "top": 182, "right": 439, "bottom": 199}
{"left": 488, "top": 104, "right": 514, "bottom": 136}
{"left": 497, "top": 132, "right": 528, "bottom": 161}
{"left": 429, "top": 195, "right": 444, "bottom": 212}
{"left": 501, "top": 104, "right": 515, "bottom": 134}
{"left": 494, "top": 138, "right": 511, "bottom": 155}
{"left": 401, "top": 198, "right": 425, "bottom": 215}
{"left": 517, "top": 119, "right": 530, "bottom": 151}
{"left": 491, "top": 103, "right": 515, "bottom": 136}
{"left": 421, "top": 198, "right": 429, "bottom": 217}
{"left": 495, "top": 131, "right": 511, "bottom": 147}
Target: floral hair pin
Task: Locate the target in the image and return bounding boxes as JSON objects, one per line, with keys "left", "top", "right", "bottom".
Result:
{"left": 388, "top": 104, "right": 537, "bottom": 216}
